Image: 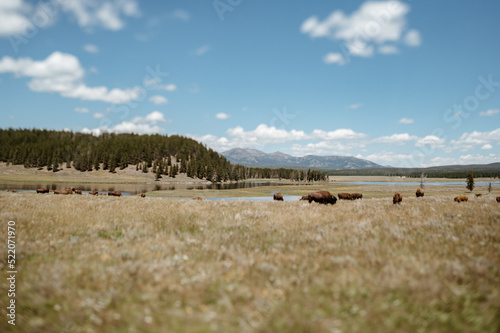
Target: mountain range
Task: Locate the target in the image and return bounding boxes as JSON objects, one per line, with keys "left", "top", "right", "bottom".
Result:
{"left": 222, "top": 148, "right": 382, "bottom": 169}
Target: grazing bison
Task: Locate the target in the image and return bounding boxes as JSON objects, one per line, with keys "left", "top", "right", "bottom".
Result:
{"left": 273, "top": 193, "right": 284, "bottom": 201}
{"left": 308, "top": 191, "right": 337, "bottom": 205}
{"left": 300, "top": 195, "right": 309, "bottom": 201}
{"left": 475, "top": 194, "right": 482, "bottom": 197}
{"left": 36, "top": 188, "right": 49, "bottom": 194}
{"left": 338, "top": 193, "right": 352, "bottom": 200}
{"left": 108, "top": 191, "right": 122, "bottom": 197}
{"left": 193, "top": 196, "right": 204, "bottom": 200}
{"left": 496, "top": 196, "right": 500, "bottom": 203}
{"left": 393, "top": 192, "right": 403, "bottom": 205}
{"left": 89, "top": 191, "right": 98, "bottom": 196}
{"left": 416, "top": 188, "right": 424, "bottom": 197}
{"left": 351, "top": 193, "right": 363, "bottom": 200}
{"left": 65, "top": 187, "right": 76, "bottom": 192}
{"left": 11, "top": 190, "right": 16, "bottom": 193}
{"left": 99, "top": 193, "right": 107, "bottom": 196}
{"left": 454, "top": 196, "right": 468, "bottom": 203}
{"left": 141, "top": 193, "right": 146, "bottom": 198}
{"left": 74, "top": 190, "right": 82, "bottom": 195}
{"left": 54, "top": 190, "right": 72, "bottom": 195}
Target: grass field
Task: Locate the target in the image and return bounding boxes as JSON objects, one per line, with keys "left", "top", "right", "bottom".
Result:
{"left": 1, "top": 191, "right": 499, "bottom": 333}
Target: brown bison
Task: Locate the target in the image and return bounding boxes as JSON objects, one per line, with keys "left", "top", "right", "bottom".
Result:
{"left": 11, "top": 190, "right": 16, "bottom": 193}
{"left": 193, "top": 196, "right": 204, "bottom": 200}
{"left": 454, "top": 196, "right": 468, "bottom": 203}
{"left": 99, "top": 193, "right": 107, "bottom": 196}
{"left": 338, "top": 193, "right": 352, "bottom": 200}
{"left": 416, "top": 188, "right": 424, "bottom": 197}
{"left": 351, "top": 193, "right": 363, "bottom": 200}
{"left": 36, "top": 188, "right": 49, "bottom": 194}
{"left": 273, "top": 193, "right": 284, "bottom": 201}
{"left": 108, "top": 191, "right": 122, "bottom": 197}
{"left": 89, "top": 191, "right": 98, "bottom": 196}
{"left": 496, "top": 196, "right": 500, "bottom": 203}
{"left": 308, "top": 191, "right": 337, "bottom": 205}
{"left": 65, "top": 187, "right": 76, "bottom": 192}
{"left": 393, "top": 192, "right": 403, "bottom": 204}
{"left": 299, "top": 195, "right": 309, "bottom": 201}
{"left": 141, "top": 193, "right": 146, "bottom": 198}
{"left": 74, "top": 190, "right": 82, "bottom": 195}
{"left": 475, "top": 193, "right": 482, "bottom": 197}
{"left": 54, "top": 190, "right": 72, "bottom": 195}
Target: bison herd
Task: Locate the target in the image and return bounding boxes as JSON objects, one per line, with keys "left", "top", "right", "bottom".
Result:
{"left": 34, "top": 187, "right": 126, "bottom": 197}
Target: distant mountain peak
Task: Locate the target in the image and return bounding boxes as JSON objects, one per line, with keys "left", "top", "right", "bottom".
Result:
{"left": 222, "top": 148, "right": 381, "bottom": 169}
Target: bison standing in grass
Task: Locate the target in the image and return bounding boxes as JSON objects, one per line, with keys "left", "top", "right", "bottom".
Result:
{"left": 454, "top": 196, "right": 468, "bottom": 203}
{"left": 54, "top": 189, "right": 72, "bottom": 195}
{"left": 273, "top": 193, "right": 284, "bottom": 201}
{"left": 74, "top": 190, "right": 82, "bottom": 195}
{"left": 308, "top": 191, "right": 337, "bottom": 205}
{"left": 416, "top": 188, "right": 424, "bottom": 197}
{"left": 338, "top": 193, "right": 352, "bottom": 200}
{"left": 141, "top": 193, "right": 146, "bottom": 198}
{"left": 496, "top": 196, "right": 500, "bottom": 203}
{"left": 351, "top": 193, "right": 363, "bottom": 200}
{"left": 393, "top": 192, "right": 403, "bottom": 204}
{"left": 36, "top": 188, "right": 49, "bottom": 194}
{"left": 193, "top": 197, "right": 204, "bottom": 200}
{"left": 108, "top": 191, "right": 122, "bottom": 197}
{"left": 89, "top": 191, "right": 98, "bottom": 196}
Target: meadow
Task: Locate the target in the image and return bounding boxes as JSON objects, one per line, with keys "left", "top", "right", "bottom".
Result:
{"left": 1, "top": 190, "right": 499, "bottom": 333}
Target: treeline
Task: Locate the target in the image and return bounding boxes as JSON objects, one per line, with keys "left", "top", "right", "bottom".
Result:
{"left": 0, "top": 129, "right": 327, "bottom": 182}
{"left": 326, "top": 165, "right": 500, "bottom": 179}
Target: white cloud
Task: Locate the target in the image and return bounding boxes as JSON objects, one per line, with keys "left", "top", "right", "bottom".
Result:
{"left": 149, "top": 95, "right": 168, "bottom": 105}
{"left": 83, "top": 44, "right": 99, "bottom": 53}
{"left": 415, "top": 135, "right": 446, "bottom": 149}
{"left": 82, "top": 111, "right": 169, "bottom": 135}
{"left": 481, "top": 144, "right": 493, "bottom": 150}
{"left": 323, "top": 53, "right": 346, "bottom": 65}
{"left": 194, "top": 45, "right": 211, "bottom": 56}
{"left": 378, "top": 45, "right": 399, "bottom": 54}
{"left": 479, "top": 109, "right": 499, "bottom": 117}
{"left": 74, "top": 107, "right": 89, "bottom": 113}
{"left": 398, "top": 118, "right": 414, "bottom": 124}
{"left": 93, "top": 112, "right": 105, "bottom": 119}
{"left": 404, "top": 29, "right": 421, "bottom": 47}
{"left": 145, "top": 79, "right": 177, "bottom": 91}
{"left": 0, "top": 51, "right": 141, "bottom": 104}
{"left": 310, "top": 129, "right": 367, "bottom": 140}
{"left": 61, "top": 0, "right": 140, "bottom": 31}
{"left": 0, "top": 0, "right": 140, "bottom": 37}
{"left": 301, "top": 1, "right": 421, "bottom": 64}
{"left": 364, "top": 151, "right": 425, "bottom": 167}
{"left": 291, "top": 141, "right": 365, "bottom": 156}
{"left": 374, "top": 133, "right": 418, "bottom": 144}
{"left": 450, "top": 128, "right": 500, "bottom": 151}
{"left": 216, "top": 113, "right": 229, "bottom": 120}
{"left": 421, "top": 154, "right": 500, "bottom": 167}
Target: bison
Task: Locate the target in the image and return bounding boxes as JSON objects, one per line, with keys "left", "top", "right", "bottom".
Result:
{"left": 454, "top": 196, "right": 468, "bottom": 203}
{"left": 475, "top": 194, "right": 482, "bottom": 197}
{"left": 36, "top": 188, "right": 49, "bottom": 194}
{"left": 308, "top": 191, "right": 337, "bottom": 205}
{"left": 89, "top": 191, "right": 98, "bottom": 196}
{"left": 299, "top": 195, "right": 309, "bottom": 201}
{"left": 416, "top": 188, "right": 424, "bottom": 197}
{"left": 54, "top": 189, "right": 72, "bottom": 195}
{"left": 193, "top": 196, "right": 204, "bottom": 200}
{"left": 141, "top": 193, "right": 146, "bottom": 198}
{"left": 273, "top": 193, "right": 284, "bottom": 201}
{"left": 393, "top": 192, "right": 403, "bottom": 204}
{"left": 11, "top": 190, "right": 16, "bottom": 193}
{"left": 496, "top": 196, "right": 500, "bottom": 203}
{"left": 99, "top": 193, "right": 107, "bottom": 196}
{"left": 74, "top": 190, "right": 82, "bottom": 195}
{"left": 338, "top": 193, "right": 352, "bottom": 200}
{"left": 351, "top": 193, "right": 363, "bottom": 200}
{"left": 65, "top": 187, "right": 76, "bottom": 192}
{"left": 108, "top": 191, "right": 122, "bottom": 197}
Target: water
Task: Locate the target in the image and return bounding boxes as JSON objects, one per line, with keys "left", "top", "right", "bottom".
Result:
{"left": 336, "top": 181, "right": 500, "bottom": 186}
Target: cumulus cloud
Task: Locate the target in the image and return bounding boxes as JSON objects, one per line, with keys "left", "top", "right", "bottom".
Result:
{"left": 420, "top": 154, "right": 500, "bottom": 167}
{"left": 363, "top": 151, "right": 425, "bottom": 167}
{"left": 145, "top": 79, "right": 177, "bottom": 91}
{"left": 0, "top": 0, "right": 140, "bottom": 38}
{"left": 0, "top": 51, "right": 141, "bottom": 104}
{"left": 149, "top": 95, "right": 168, "bottom": 105}
{"left": 373, "top": 133, "right": 418, "bottom": 144}
{"left": 481, "top": 144, "right": 493, "bottom": 150}
{"left": 398, "top": 118, "right": 414, "bottom": 124}
{"left": 450, "top": 128, "right": 500, "bottom": 152}
{"left": 83, "top": 43, "right": 99, "bottom": 53}
{"left": 216, "top": 113, "right": 229, "bottom": 120}
{"left": 415, "top": 135, "right": 446, "bottom": 149}
{"left": 479, "top": 109, "right": 499, "bottom": 117}
{"left": 301, "top": 1, "right": 421, "bottom": 64}
{"left": 82, "top": 111, "right": 169, "bottom": 135}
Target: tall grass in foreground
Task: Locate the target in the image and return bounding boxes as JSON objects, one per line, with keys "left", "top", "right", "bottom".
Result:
{"left": 0, "top": 193, "right": 499, "bottom": 333}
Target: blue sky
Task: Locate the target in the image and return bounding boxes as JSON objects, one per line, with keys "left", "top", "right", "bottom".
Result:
{"left": 1, "top": 0, "right": 500, "bottom": 167}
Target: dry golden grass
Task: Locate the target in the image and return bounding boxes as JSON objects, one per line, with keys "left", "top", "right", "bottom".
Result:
{"left": 1, "top": 192, "right": 499, "bottom": 333}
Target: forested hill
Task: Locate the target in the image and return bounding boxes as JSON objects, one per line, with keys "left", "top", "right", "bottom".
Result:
{"left": 0, "top": 129, "right": 327, "bottom": 182}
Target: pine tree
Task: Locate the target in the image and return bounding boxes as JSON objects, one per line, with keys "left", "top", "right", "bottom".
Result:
{"left": 466, "top": 171, "right": 474, "bottom": 192}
